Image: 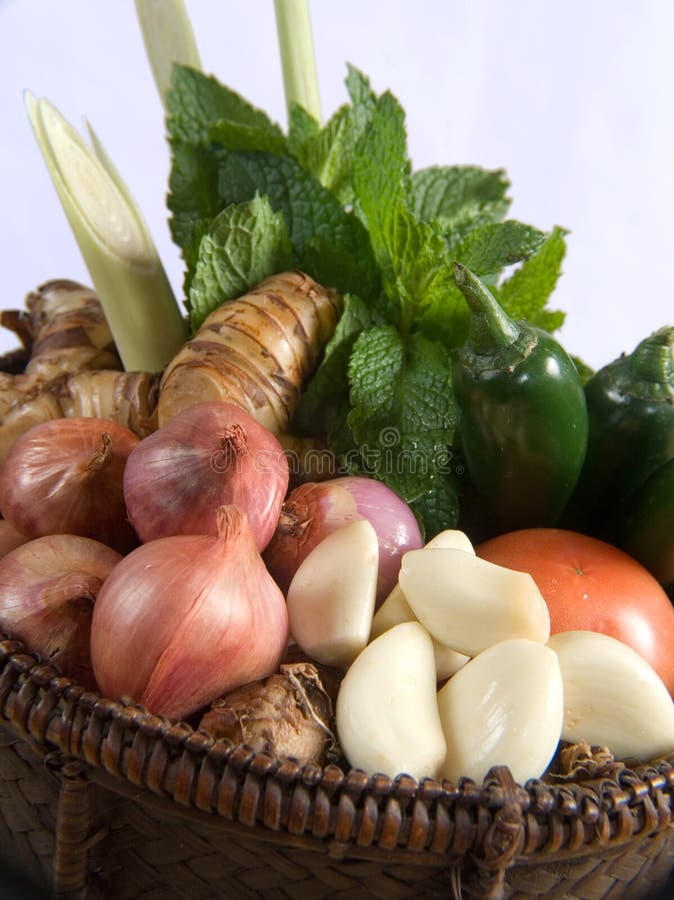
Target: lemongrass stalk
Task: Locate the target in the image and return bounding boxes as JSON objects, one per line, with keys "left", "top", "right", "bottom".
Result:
{"left": 134, "top": 0, "right": 202, "bottom": 107}
{"left": 26, "top": 93, "right": 188, "bottom": 373}
{"left": 274, "top": 0, "right": 321, "bottom": 123}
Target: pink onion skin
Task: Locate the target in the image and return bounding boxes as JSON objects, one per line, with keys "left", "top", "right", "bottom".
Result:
{"left": 0, "top": 417, "right": 140, "bottom": 554}
{"left": 0, "top": 535, "right": 122, "bottom": 690}
{"left": 0, "top": 520, "right": 29, "bottom": 559}
{"left": 90, "top": 506, "right": 289, "bottom": 722}
{"left": 263, "top": 476, "right": 423, "bottom": 603}
{"left": 123, "top": 401, "right": 289, "bottom": 552}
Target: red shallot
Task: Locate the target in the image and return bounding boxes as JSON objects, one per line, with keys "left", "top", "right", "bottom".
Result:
{"left": 123, "top": 401, "right": 289, "bottom": 551}
{"left": 0, "top": 417, "right": 140, "bottom": 553}
{"left": 90, "top": 505, "right": 289, "bottom": 721}
{"left": 0, "top": 520, "right": 29, "bottom": 558}
{"left": 0, "top": 534, "right": 122, "bottom": 689}
{"left": 264, "top": 476, "right": 423, "bottom": 602}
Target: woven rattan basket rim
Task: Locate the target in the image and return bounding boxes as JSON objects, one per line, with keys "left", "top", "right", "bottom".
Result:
{"left": 2, "top": 631, "right": 674, "bottom": 877}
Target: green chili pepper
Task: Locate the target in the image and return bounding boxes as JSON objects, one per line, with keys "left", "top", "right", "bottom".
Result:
{"left": 562, "top": 326, "right": 674, "bottom": 535}
{"left": 616, "top": 457, "right": 674, "bottom": 595}
{"left": 452, "top": 263, "right": 588, "bottom": 538}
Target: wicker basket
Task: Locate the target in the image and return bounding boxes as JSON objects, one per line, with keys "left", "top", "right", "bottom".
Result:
{"left": 1, "top": 634, "right": 674, "bottom": 900}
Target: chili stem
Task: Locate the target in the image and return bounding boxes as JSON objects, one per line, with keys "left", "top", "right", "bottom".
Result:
{"left": 454, "top": 263, "right": 520, "bottom": 354}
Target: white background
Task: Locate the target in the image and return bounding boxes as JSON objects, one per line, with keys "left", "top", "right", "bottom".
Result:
{"left": 1, "top": 0, "right": 673, "bottom": 370}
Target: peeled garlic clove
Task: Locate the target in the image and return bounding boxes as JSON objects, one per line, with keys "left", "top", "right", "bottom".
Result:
{"left": 370, "top": 530, "right": 474, "bottom": 679}
{"left": 370, "top": 585, "right": 469, "bottom": 681}
{"left": 373, "top": 528, "right": 475, "bottom": 635}
{"left": 437, "top": 638, "right": 563, "bottom": 785}
{"left": 547, "top": 630, "right": 674, "bottom": 762}
{"left": 286, "top": 519, "right": 378, "bottom": 668}
{"left": 399, "top": 548, "right": 549, "bottom": 656}
{"left": 336, "top": 621, "right": 446, "bottom": 780}
{"left": 426, "top": 529, "right": 476, "bottom": 554}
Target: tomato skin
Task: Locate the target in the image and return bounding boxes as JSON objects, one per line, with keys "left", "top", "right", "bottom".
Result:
{"left": 476, "top": 528, "right": 674, "bottom": 695}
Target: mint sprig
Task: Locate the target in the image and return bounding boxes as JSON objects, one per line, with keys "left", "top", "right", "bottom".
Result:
{"left": 189, "top": 195, "right": 293, "bottom": 330}
{"left": 165, "top": 63, "right": 568, "bottom": 535}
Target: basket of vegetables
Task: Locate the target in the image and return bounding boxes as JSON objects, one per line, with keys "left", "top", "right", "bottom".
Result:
{"left": 2, "top": 2, "right": 674, "bottom": 898}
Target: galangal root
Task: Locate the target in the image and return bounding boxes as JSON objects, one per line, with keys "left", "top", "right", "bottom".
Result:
{"left": 0, "top": 280, "right": 159, "bottom": 465}
{"left": 0, "top": 271, "right": 340, "bottom": 479}
{"left": 158, "top": 271, "right": 341, "bottom": 435}
{"left": 198, "top": 661, "right": 336, "bottom": 767}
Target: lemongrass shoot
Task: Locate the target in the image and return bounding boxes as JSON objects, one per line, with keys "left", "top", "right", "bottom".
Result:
{"left": 274, "top": 0, "right": 321, "bottom": 123}
{"left": 25, "top": 93, "right": 188, "bottom": 373}
{"left": 135, "top": 0, "right": 202, "bottom": 108}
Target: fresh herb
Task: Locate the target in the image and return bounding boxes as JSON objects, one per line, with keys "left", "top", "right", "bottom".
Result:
{"left": 165, "top": 63, "right": 567, "bottom": 536}
{"left": 26, "top": 94, "right": 188, "bottom": 373}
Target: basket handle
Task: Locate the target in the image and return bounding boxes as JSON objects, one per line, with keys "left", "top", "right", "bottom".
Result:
{"left": 46, "top": 754, "right": 107, "bottom": 899}
{"left": 458, "top": 766, "right": 527, "bottom": 899}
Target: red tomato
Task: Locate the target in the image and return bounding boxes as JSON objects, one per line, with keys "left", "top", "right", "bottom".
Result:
{"left": 476, "top": 528, "right": 674, "bottom": 695}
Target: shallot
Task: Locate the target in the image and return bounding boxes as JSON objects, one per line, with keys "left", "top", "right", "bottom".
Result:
{"left": 123, "top": 401, "right": 288, "bottom": 551}
{"left": 0, "top": 417, "right": 140, "bottom": 553}
{"left": 90, "top": 505, "right": 289, "bottom": 721}
{"left": 264, "top": 476, "right": 423, "bottom": 602}
{"left": 0, "top": 534, "right": 122, "bottom": 689}
{"left": 0, "top": 520, "right": 29, "bottom": 559}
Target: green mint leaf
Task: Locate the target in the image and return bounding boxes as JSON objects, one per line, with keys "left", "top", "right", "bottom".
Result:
{"left": 452, "top": 220, "right": 547, "bottom": 280}
{"left": 288, "top": 67, "right": 377, "bottom": 204}
{"left": 411, "top": 165, "right": 510, "bottom": 231}
{"left": 296, "top": 293, "right": 385, "bottom": 439}
{"left": 413, "top": 283, "right": 470, "bottom": 349}
{"left": 168, "top": 140, "right": 225, "bottom": 254}
{"left": 387, "top": 209, "right": 460, "bottom": 330}
{"left": 287, "top": 103, "right": 321, "bottom": 161}
{"left": 411, "top": 473, "right": 461, "bottom": 540}
{"left": 216, "top": 150, "right": 378, "bottom": 300}
{"left": 167, "top": 65, "right": 281, "bottom": 145}
{"left": 288, "top": 102, "right": 357, "bottom": 203}
{"left": 300, "top": 234, "right": 382, "bottom": 310}
{"left": 345, "top": 65, "right": 377, "bottom": 127}
{"left": 346, "top": 327, "right": 457, "bottom": 522}
{"left": 208, "top": 120, "right": 288, "bottom": 155}
{"left": 187, "top": 195, "right": 293, "bottom": 330}
{"left": 496, "top": 225, "right": 567, "bottom": 330}
{"left": 351, "top": 91, "right": 466, "bottom": 332}
{"left": 351, "top": 91, "right": 410, "bottom": 285}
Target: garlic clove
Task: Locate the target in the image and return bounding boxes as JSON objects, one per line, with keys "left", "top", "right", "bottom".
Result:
{"left": 425, "top": 529, "right": 476, "bottom": 554}
{"left": 286, "top": 519, "right": 378, "bottom": 668}
{"left": 370, "top": 529, "right": 474, "bottom": 679}
{"left": 547, "top": 630, "right": 674, "bottom": 762}
{"left": 437, "top": 638, "right": 564, "bottom": 785}
{"left": 336, "top": 621, "right": 447, "bottom": 780}
{"left": 370, "top": 585, "right": 470, "bottom": 682}
{"left": 399, "top": 548, "right": 550, "bottom": 657}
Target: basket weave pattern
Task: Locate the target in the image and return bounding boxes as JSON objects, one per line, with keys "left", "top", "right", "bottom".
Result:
{"left": 1, "top": 635, "right": 674, "bottom": 898}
